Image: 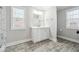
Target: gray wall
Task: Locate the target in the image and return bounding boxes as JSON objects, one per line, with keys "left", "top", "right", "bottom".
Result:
{"left": 57, "top": 7, "right": 79, "bottom": 41}
{"left": 6, "top": 6, "right": 57, "bottom": 44}
{"left": 6, "top": 6, "right": 31, "bottom": 44}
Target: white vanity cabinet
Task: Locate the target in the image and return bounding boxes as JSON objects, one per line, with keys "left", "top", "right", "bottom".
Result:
{"left": 31, "top": 27, "right": 49, "bottom": 43}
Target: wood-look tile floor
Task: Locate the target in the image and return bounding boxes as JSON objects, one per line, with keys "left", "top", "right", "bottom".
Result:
{"left": 5, "top": 38, "right": 79, "bottom": 52}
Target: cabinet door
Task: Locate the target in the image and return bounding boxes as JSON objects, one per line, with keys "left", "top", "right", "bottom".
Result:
{"left": 40, "top": 28, "right": 49, "bottom": 40}
{"left": 32, "top": 28, "right": 49, "bottom": 43}
{"left": 32, "top": 28, "right": 40, "bottom": 42}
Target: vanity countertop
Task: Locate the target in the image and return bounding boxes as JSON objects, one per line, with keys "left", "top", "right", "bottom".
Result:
{"left": 31, "top": 26, "right": 49, "bottom": 28}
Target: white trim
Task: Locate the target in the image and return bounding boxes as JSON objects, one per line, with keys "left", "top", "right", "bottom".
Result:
{"left": 57, "top": 35, "right": 79, "bottom": 43}
{"left": 0, "top": 45, "right": 6, "bottom": 52}
{"left": 6, "top": 39, "right": 31, "bottom": 47}
{"left": 49, "top": 37, "right": 57, "bottom": 42}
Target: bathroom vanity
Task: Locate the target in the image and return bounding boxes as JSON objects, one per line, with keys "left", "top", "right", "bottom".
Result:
{"left": 30, "top": 6, "right": 57, "bottom": 43}
{"left": 31, "top": 27, "right": 49, "bottom": 43}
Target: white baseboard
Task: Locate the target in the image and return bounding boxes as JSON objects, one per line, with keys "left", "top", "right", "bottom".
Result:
{"left": 49, "top": 37, "right": 57, "bottom": 42}
{"left": 6, "top": 35, "right": 79, "bottom": 47}
{"left": 57, "top": 35, "right": 79, "bottom": 43}
{"left": 6, "top": 39, "right": 31, "bottom": 47}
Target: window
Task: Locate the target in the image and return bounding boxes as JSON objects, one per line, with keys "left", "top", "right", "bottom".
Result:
{"left": 32, "top": 8, "right": 45, "bottom": 27}
{"left": 66, "top": 7, "right": 79, "bottom": 29}
{"left": 11, "top": 7, "right": 25, "bottom": 30}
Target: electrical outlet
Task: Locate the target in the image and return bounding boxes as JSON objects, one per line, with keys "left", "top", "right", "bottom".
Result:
{"left": 76, "top": 31, "right": 79, "bottom": 34}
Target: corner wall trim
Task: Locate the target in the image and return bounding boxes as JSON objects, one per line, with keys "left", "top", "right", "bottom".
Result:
{"left": 57, "top": 35, "right": 79, "bottom": 43}
{"left": 6, "top": 39, "right": 31, "bottom": 47}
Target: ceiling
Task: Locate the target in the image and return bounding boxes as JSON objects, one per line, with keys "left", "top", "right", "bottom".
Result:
{"left": 57, "top": 6, "right": 75, "bottom": 11}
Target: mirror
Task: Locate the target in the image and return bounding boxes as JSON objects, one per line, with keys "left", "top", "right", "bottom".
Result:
{"left": 32, "top": 8, "right": 45, "bottom": 27}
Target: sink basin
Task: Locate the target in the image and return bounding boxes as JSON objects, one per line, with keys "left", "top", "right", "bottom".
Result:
{"left": 31, "top": 26, "right": 49, "bottom": 28}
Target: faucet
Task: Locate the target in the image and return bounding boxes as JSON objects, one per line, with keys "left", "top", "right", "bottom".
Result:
{"left": 37, "top": 19, "right": 41, "bottom": 27}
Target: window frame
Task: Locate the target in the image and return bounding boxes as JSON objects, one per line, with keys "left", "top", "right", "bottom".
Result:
{"left": 66, "top": 7, "right": 79, "bottom": 29}
{"left": 11, "top": 7, "right": 26, "bottom": 30}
